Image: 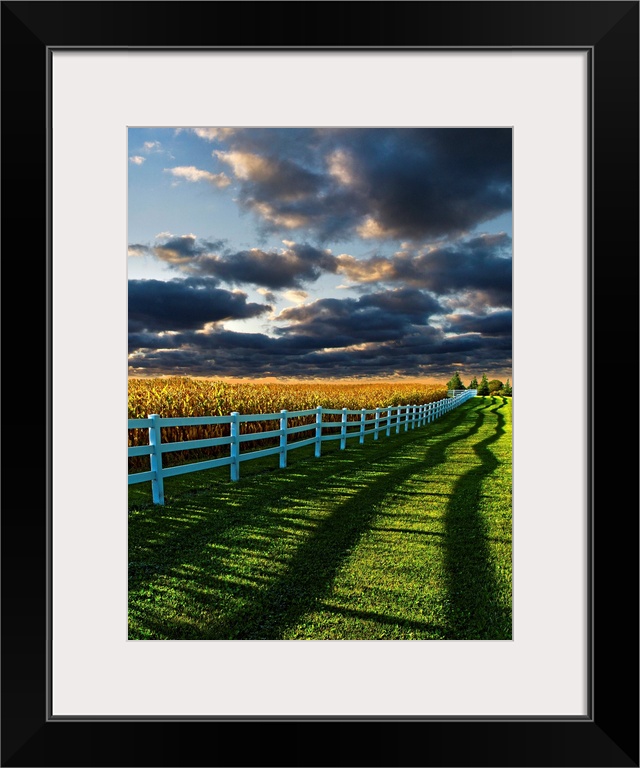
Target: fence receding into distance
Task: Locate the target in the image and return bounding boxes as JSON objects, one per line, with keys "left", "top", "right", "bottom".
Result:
{"left": 128, "top": 390, "right": 478, "bottom": 504}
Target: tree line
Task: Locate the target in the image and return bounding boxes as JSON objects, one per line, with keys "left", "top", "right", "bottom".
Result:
{"left": 446, "top": 371, "right": 512, "bottom": 397}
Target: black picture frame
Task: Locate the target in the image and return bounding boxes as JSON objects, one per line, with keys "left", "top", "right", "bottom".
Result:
{"left": 2, "top": 2, "right": 638, "bottom": 766}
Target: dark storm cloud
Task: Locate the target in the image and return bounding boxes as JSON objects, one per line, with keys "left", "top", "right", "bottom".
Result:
{"left": 128, "top": 277, "right": 271, "bottom": 333}
{"left": 337, "top": 233, "right": 512, "bottom": 307}
{"left": 444, "top": 310, "right": 513, "bottom": 337}
{"left": 216, "top": 149, "right": 323, "bottom": 200}
{"left": 128, "top": 237, "right": 226, "bottom": 263}
{"left": 128, "top": 323, "right": 511, "bottom": 380}
{"left": 348, "top": 127, "right": 512, "bottom": 241}
{"left": 136, "top": 236, "right": 339, "bottom": 290}
{"left": 127, "top": 276, "right": 513, "bottom": 379}
{"left": 128, "top": 330, "right": 183, "bottom": 353}
{"left": 190, "top": 242, "right": 339, "bottom": 290}
{"left": 128, "top": 327, "right": 317, "bottom": 377}
{"left": 202, "top": 127, "right": 512, "bottom": 242}
{"left": 129, "top": 289, "right": 442, "bottom": 362}
{"left": 275, "top": 288, "right": 444, "bottom": 345}
{"left": 152, "top": 235, "right": 225, "bottom": 264}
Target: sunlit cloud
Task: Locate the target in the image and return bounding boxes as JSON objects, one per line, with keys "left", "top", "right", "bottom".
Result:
{"left": 215, "top": 150, "right": 276, "bottom": 181}
{"left": 250, "top": 201, "right": 310, "bottom": 229}
{"left": 283, "top": 289, "right": 308, "bottom": 305}
{"left": 356, "top": 216, "right": 401, "bottom": 240}
{"left": 326, "top": 149, "right": 356, "bottom": 186}
{"left": 128, "top": 244, "right": 150, "bottom": 257}
{"left": 165, "top": 166, "right": 231, "bottom": 187}
{"left": 186, "top": 127, "right": 236, "bottom": 141}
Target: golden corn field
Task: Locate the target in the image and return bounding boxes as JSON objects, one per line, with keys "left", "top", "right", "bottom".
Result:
{"left": 128, "top": 377, "right": 448, "bottom": 473}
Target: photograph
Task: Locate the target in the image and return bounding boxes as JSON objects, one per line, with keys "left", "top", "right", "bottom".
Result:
{"left": 127, "top": 126, "right": 514, "bottom": 641}
{"left": 2, "top": 0, "right": 637, "bottom": 765}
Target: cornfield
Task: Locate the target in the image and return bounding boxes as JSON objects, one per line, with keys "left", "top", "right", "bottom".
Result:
{"left": 128, "top": 377, "right": 448, "bottom": 473}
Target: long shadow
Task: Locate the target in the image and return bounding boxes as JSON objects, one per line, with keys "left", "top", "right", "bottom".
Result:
{"left": 128, "top": 444, "right": 383, "bottom": 595}
{"left": 200, "top": 402, "right": 489, "bottom": 640}
{"left": 129, "top": 400, "right": 504, "bottom": 640}
{"left": 442, "top": 399, "right": 512, "bottom": 639}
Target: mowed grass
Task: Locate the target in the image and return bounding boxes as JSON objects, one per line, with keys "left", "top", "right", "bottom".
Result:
{"left": 128, "top": 396, "right": 512, "bottom": 640}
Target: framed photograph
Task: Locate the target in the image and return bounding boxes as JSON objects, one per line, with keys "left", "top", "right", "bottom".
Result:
{"left": 2, "top": 1, "right": 638, "bottom": 766}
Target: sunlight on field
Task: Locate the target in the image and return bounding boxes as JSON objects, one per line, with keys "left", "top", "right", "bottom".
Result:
{"left": 128, "top": 376, "right": 448, "bottom": 416}
{"left": 128, "top": 377, "right": 449, "bottom": 473}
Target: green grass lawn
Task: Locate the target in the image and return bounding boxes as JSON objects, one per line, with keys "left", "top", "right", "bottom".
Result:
{"left": 128, "top": 396, "right": 512, "bottom": 640}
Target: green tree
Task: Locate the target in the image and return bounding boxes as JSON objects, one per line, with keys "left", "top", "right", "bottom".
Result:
{"left": 468, "top": 376, "right": 478, "bottom": 390}
{"left": 447, "top": 371, "right": 465, "bottom": 391}
{"left": 503, "top": 378, "right": 512, "bottom": 396}
{"left": 477, "top": 374, "right": 490, "bottom": 396}
{"left": 488, "top": 379, "right": 504, "bottom": 394}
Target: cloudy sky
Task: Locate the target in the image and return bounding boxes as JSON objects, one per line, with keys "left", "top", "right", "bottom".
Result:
{"left": 128, "top": 127, "right": 512, "bottom": 382}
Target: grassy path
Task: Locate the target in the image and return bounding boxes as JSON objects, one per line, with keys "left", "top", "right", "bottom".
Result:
{"left": 128, "top": 396, "right": 512, "bottom": 640}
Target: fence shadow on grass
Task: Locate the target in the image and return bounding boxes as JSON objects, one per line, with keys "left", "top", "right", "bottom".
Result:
{"left": 129, "top": 399, "right": 511, "bottom": 640}
{"left": 199, "top": 424, "right": 474, "bottom": 640}
{"left": 442, "top": 398, "right": 512, "bottom": 639}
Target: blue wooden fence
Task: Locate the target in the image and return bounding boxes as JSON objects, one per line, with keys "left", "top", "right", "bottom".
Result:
{"left": 128, "top": 390, "right": 477, "bottom": 504}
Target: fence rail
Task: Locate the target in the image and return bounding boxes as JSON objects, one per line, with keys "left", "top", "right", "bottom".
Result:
{"left": 128, "top": 390, "right": 477, "bottom": 504}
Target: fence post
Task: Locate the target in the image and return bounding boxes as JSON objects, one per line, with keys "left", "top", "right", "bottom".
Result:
{"left": 148, "top": 414, "right": 165, "bottom": 505}
{"left": 359, "top": 408, "right": 366, "bottom": 444}
{"left": 279, "top": 409, "right": 288, "bottom": 468}
{"left": 395, "top": 405, "right": 401, "bottom": 434}
{"left": 386, "top": 408, "right": 391, "bottom": 437}
{"left": 404, "top": 405, "right": 409, "bottom": 431}
{"left": 230, "top": 411, "right": 240, "bottom": 481}
{"left": 374, "top": 407, "right": 380, "bottom": 439}
{"left": 340, "top": 408, "right": 347, "bottom": 449}
{"left": 411, "top": 404, "right": 416, "bottom": 429}
{"left": 315, "top": 406, "right": 323, "bottom": 457}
